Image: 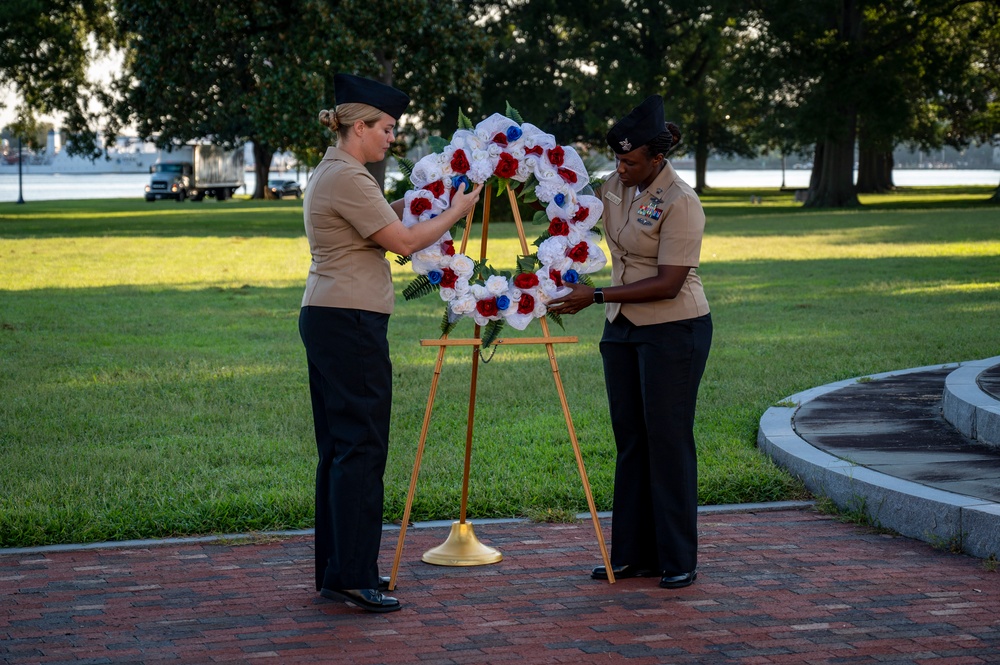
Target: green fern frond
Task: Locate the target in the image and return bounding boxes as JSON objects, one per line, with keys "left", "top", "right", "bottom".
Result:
{"left": 403, "top": 275, "right": 437, "bottom": 301}
{"left": 505, "top": 102, "right": 524, "bottom": 125}
{"left": 440, "top": 309, "right": 461, "bottom": 337}
{"left": 395, "top": 254, "right": 412, "bottom": 266}
{"left": 397, "top": 156, "right": 415, "bottom": 181}
{"left": 481, "top": 319, "right": 505, "bottom": 349}
{"left": 546, "top": 310, "right": 565, "bottom": 329}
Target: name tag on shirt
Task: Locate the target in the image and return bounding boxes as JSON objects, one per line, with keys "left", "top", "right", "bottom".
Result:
{"left": 605, "top": 192, "right": 622, "bottom": 206}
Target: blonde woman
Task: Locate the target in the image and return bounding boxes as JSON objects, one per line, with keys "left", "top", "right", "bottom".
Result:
{"left": 300, "top": 74, "right": 482, "bottom": 613}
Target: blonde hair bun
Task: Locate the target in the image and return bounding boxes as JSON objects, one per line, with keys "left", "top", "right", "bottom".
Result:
{"left": 319, "top": 109, "right": 339, "bottom": 131}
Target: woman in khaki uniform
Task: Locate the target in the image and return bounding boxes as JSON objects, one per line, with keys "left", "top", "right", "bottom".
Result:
{"left": 300, "top": 73, "right": 481, "bottom": 613}
{"left": 548, "top": 95, "right": 711, "bottom": 590}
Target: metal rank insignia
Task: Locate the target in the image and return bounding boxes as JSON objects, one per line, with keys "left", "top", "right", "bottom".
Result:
{"left": 637, "top": 203, "right": 663, "bottom": 221}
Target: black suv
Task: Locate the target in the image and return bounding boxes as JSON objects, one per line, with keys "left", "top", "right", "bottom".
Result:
{"left": 268, "top": 179, "right": 303, "bottom": 199}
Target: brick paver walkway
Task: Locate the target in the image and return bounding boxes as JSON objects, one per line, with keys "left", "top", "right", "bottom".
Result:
{"left": 3, "top": 508, "right": 1000, "bottom": 664}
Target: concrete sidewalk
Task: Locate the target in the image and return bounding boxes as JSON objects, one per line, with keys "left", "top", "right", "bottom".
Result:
{"left": 3, "top": 507, "right": 1000, "bottom": 664}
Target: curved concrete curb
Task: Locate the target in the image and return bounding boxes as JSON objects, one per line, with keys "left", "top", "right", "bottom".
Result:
{"left": 758, "top": 362, "right": 1000, "bottom": 560}
{"left": 943, "top": 355, "right": 1000, "bottom": 448}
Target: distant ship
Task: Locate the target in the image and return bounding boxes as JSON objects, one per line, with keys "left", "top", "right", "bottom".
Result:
{"left": 0, "top": 130, "right": 158, "bottom": 174}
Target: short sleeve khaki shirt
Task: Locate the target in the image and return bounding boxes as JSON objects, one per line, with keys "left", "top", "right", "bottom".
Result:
{"left": 301, "top": 146, "right": 400, "bottom": 314}
{"left": 598, "top": 161, "right": 710, "bottom": 325}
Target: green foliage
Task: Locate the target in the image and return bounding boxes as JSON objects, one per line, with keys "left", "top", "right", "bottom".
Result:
{"left": 0, "top": 0, "right": 117, "bottom": 156}
{"left": 402, "top": 274, "right": 437, "bottom": 301}
{"left": 397, "top": 156, "right": 416, "bottom": 181}
{"left": 427, "top": 136, "right": 450, "bottom": 154}
{"left": 505, "top": 100, "right": 524, "bottom": 124}
{"left": 457, "top": 108, "right": 474, "bottom": 130}
{"left": 480, "top": 319, "right": 506, "bottom": 349}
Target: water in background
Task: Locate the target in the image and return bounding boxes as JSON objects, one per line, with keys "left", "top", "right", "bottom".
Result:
{"left": 1, "top": 169, "right": 998, "bottom": 203}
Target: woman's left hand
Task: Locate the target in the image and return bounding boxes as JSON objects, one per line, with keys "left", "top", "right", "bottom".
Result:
{"left": 546, "top": 282, "right": 595, "bottom": 315}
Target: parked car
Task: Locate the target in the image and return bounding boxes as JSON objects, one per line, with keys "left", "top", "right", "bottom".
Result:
{"left": 268, "top": 179, "right": 302, "bottom": 199}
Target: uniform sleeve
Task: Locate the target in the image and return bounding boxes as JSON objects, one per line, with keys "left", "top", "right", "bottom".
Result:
{"left": 334, "top": 169, "right": 400, "bottom": 238}
{"left": 657, "top": 193, "right": 705, "bottom": 267}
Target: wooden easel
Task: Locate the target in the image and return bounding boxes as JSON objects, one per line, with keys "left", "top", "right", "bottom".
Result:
{"left": 388, "top": 185, "right": 615, "bottom": 588}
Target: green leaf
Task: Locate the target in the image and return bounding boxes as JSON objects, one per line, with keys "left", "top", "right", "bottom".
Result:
{"left": 428, "top": 135, "right": 449, "bottom": 154}
{"left": 395, "top": 254, "right": 412, "bottom": 266}
{"left": 532, "top": 210, "right": 549, "bottom": 225}
{"left": 520, "top": 175, "right": 538, "bottom": 203}
{"left": 495, "top": 178, "right": 509, "bottom": 196}
{"left": 516, "top": 254, "right": 540, "bottom": 273}
{"left": 458, "top": 108, "right": 474, "bottom": 130}
{"left": 481, "top": 319, "right": 505, "bottom": 349}
{"left": 546, "top": 310, "right": 565, "bottom": 329}
{"left": 402, "top": 275, "right": 437, "bottom": 301}
{"left": 532, "top": 231, "right": 551, "bottom": 248}
{"left": 397, "top": 156, "right": 415, "bottom": 181}
{"left": 440, "top": 309, "right": 461, "bottom": 337}
{"left": 505, "top": 101, "right": 524, "bottom": 124}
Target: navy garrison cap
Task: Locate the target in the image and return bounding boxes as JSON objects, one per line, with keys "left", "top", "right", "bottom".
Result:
{"left": 606, "top": 95, "right": 665, "bottom": 154}
{"left": 334, "top": 73, "right": 410, "bottom": 119}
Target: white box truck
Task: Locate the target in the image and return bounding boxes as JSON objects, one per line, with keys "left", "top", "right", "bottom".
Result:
{"left": 145, "top": 143, "right": 245, "bottom": 202}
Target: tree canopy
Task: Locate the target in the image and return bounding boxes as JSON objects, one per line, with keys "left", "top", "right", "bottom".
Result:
{"left": 0, "top": 0, "right": 116, "bottom": 156}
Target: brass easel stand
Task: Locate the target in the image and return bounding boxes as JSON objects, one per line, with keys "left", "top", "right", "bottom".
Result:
{"left": 388, "top": 186, "right": 615, "bottom": 588}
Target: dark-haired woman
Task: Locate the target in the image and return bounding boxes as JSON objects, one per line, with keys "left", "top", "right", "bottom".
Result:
{"left": 548, "top": 95, "right": 711, "bottom": 589}
{"left": 301, "top": 73, "right": 482, "bottom": 613}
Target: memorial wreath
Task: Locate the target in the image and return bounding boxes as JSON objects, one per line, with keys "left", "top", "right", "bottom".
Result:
{"left": 398, "top": 105, "right": 607, "bottom": 347}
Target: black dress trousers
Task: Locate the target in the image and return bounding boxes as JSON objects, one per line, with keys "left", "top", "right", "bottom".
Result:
{"left": 599, "top": 313, "right": 712, "bottom": 576}
{"left": 299, "top": 305, "right": 392, "bottom": 591}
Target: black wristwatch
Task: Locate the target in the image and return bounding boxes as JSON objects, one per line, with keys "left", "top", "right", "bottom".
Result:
{"left": 593, "top": 287, "right": 605, "bottom": 304}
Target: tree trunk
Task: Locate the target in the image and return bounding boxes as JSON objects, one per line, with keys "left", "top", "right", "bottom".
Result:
{"left": 806, "top": 143, "right": 824, "bottom": 194}
{"left": 991, "top": 182, "right": 1000, "bottom": 203}
{"left": 804, "top": 132, "right": 860, "bottom": 208}
{"left": 252, "top": 141, "right": 274, "bottom": 199}
{"left": 365, "top": 49, "right": 394, "bottom": 192}
{"left": 857, "top": 149, "right": 895, "bottom": 193}
{"left": 694, "top": 141, "right": 709, "bottom": 193}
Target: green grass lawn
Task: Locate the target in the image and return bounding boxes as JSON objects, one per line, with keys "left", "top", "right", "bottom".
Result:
{"left": 1, "top": 187, "right": 998, "bottom": 547}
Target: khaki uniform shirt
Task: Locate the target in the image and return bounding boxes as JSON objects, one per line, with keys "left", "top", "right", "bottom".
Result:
{"left": 598, "top": 161, "right": 710, "bottom": 325}
{"left": 301, "top": 146, "right": 399, "bottom": 314}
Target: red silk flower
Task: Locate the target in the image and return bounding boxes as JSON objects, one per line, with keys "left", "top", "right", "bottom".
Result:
{"left": 491, "top": 133, "right": 509, "bottom": 147}
{"left": 494, "top": 153, "right": 519, "bottom": 179}
{"left": 549, "top": 268, "right": 563, "bottom": 287}
{"left": 439, "top": 267, "right": 459, "bottom": 289}
{"left": 513, "top": 272, "right": 539, "bottom": 289}
{"left": 410, "top": 197, "right": 432, "bottom": 216}
{"left": 476, "top": 298, "right": 499, "bottom": 317}
{"left": 524, "top": 145, "right": 544, "bottom": 156}
{"left": 572, "top": 206, "right": 590, "bottom": 222}
{"left": 557, "top": 167, "right": 577, "bottom": 184}
{"left": 517, "top": 293, "right": 535, "bottom": 315}
{"left": 424, "top": 180, "right": 445, "bottom": 197}
{"left": 546, "top": 146, "right": 565, "bottom": 166}
{"left": 450, "top": 149, "right": 470, "bottom": 174}
{"left": 567, "top": 242, "right": 589, "bottom": 263}
{"left": 548, "top": 219, "right": 570, "bottom": 236}
{"left": 441, "top": 239, "right": 456, "bottom": 256}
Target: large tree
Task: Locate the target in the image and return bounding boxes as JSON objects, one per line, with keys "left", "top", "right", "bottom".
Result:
{"left": 743, "top": 0, "right": 999, "bottom": 207}
{"left": 475, "top": 1, "right": 757, "bottom": 190}
{"left": 0, "top": 0, "right": 116, "bottom": 156}
{"left": 106, "top": 0, "right": 488, "bottom": 197}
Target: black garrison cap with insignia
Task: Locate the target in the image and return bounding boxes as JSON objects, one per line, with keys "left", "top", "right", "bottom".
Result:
{"left": 334, "top": 73, "right": 410, "bottom": 120}
{"left": 606, "top": 95, "right": 665, "bottom": 154}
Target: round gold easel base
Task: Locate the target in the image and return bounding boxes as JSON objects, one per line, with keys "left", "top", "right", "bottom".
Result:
{"left": 421, "top": 521, "right": 503, "bottom": 566}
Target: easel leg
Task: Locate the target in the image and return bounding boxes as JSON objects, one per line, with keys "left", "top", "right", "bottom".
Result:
{"left": 389, "top": 344, "right": 448, "bottom": 590}
{"left": 538, "top": 318, "right": 616, "bottom": 583}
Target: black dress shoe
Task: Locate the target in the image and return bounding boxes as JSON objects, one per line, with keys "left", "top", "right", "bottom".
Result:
{"left": 659, "top": 571, "right": 697, "bottom": 589}
{"left": 378, "top": 576, "right": 391, "bottom": 591}
{"left": 591, "top": 564, "right": 656, "bottom": 580}
{"left": 320, "top": 588, "right": 401, "bottom": 613}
